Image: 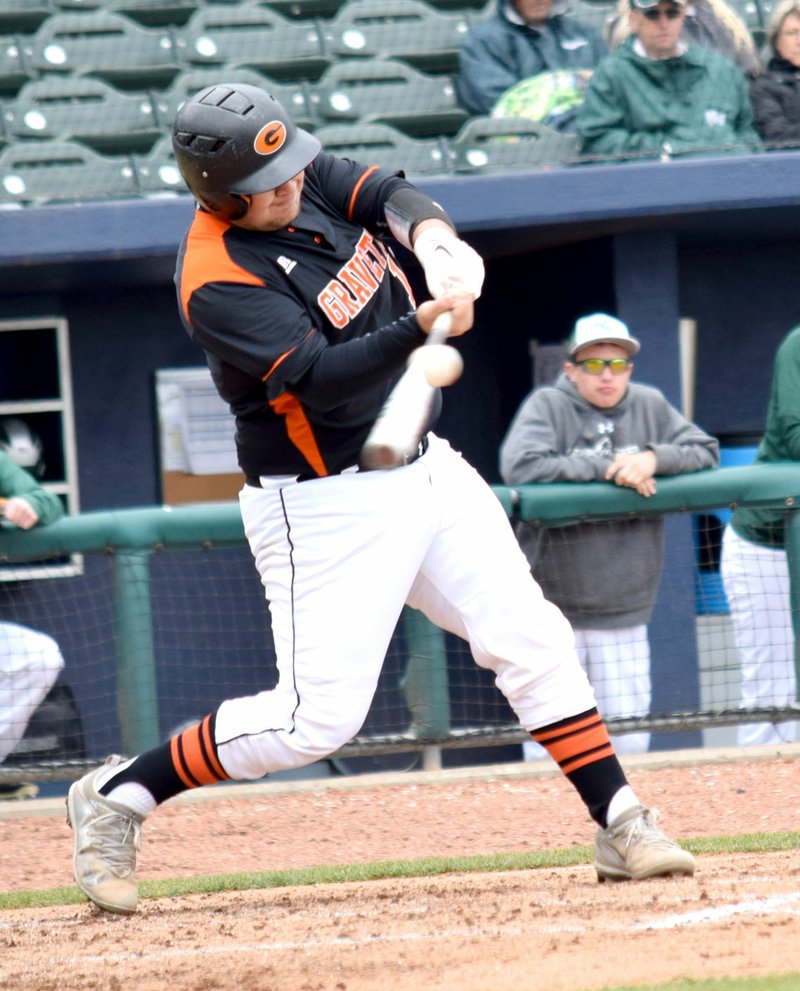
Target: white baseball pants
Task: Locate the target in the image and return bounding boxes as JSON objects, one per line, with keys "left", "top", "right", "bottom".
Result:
{"left": 215, "top": 435, "right": 597, "bottom": 780}
{"left": 720, "top": 524, "right": 798, "bottom": 746}
{"left": 0, "top": 621, "right": 65, "bottom": 763}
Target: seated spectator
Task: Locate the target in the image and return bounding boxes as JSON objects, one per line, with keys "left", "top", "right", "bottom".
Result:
{"left": 749, "top": 1, "right": 800, "bottom": 147}
{"left": 456, "top": 0, "right": 607, "bottom": 124}
{"left": 576, "top": 0, "right": 762, "bottom": 162}
{"left": 0, "top": 429, "right": 66, "bottom": 799}
{"left": 720, "top": 325, "right": 800, "bottom": 746}
{"left": 499, "top": 313, "right": 719, "bottom": 755}
{"left": 607, "top": 0, "right": 763, "bottom": 77}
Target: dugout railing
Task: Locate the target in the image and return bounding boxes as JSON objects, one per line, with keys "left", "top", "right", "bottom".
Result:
{"left": 1, "top": 463, "right": 799, "bottom": 783}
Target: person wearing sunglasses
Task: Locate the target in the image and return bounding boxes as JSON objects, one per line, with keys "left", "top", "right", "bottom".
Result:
{"left": 500, "top": 313, "right": 719, "bottom": 755}
{"left": 606, "top": 0, "right": 762, "bottom": 79}
{"left": 576, "top": 0, "right": 761, "bottom": 162}
{"left": 749, "top": 1, "right": 800, "bottom": 148}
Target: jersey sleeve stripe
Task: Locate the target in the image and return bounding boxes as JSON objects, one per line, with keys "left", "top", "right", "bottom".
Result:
{"left": 179, "top": 210, "right": 266, "bottom": 325}
{"left": 261, "top": 328, "right": 315, "bottom": 382}
{"left": 347, "top": 165, "right": 380, "bottom": 222}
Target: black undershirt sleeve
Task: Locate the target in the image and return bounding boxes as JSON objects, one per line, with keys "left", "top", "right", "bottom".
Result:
{"left": 289, "top": 313, "right": 427, "bottom": 412}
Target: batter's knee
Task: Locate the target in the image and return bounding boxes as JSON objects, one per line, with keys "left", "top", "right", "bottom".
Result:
{"left": 216, "top": 697, "right": 371, "bottom": 780}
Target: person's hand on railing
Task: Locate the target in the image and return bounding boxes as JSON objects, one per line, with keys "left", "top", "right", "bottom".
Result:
{"left": 0, "top": 496, "right": 40, "bottom": 529}
{"left": 605, "top": 450, "right": 658, "bottom": 497}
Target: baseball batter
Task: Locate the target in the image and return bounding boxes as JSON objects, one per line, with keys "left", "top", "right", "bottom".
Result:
{"left": 67, "top": 83, "right": 695, "bottom": 913}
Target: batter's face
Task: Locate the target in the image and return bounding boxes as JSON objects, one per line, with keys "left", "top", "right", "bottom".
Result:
{"left": 233, "top": 172, "right": 305, "bottom": 231}
{"left": 565, "top": 343, "right": 633, "bottom": 409}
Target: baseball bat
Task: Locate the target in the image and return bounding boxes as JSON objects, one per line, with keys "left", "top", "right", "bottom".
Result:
{"left": 359, "top": 311, "right": 453, "bottom": 471}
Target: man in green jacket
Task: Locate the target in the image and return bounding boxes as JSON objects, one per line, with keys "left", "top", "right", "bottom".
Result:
{"left": 576, "top": 0, "right": 761, "bottom": 161}
{"left": 0, "top": 431, "right": 65, "bottom": 798}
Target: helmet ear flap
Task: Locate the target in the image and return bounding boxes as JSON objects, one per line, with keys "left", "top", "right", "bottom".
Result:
{"left": 200, "top": 192, "right": 250, "bottom": 221}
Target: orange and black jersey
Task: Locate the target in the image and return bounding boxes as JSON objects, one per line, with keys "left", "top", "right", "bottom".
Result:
{"left": 174, "top": 151, "right": 442, "bottom": 479}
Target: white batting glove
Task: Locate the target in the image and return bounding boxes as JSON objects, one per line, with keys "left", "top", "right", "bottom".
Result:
{"left": 413, "top": 228, "right": 485, "bottom": 300}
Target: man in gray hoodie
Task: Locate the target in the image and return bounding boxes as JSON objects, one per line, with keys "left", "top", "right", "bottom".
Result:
{"left": 500, "top": 313, "right": 719, "bottom": 753}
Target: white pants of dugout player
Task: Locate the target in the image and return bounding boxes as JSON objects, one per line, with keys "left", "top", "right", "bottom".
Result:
{"left": 524, "top": 627, "right": 651, "bottom": 760}
{"left": 720, "top": 525, "right": 799, "bottom": 747}
{"left": 217, "top": 434, "right": 598, "bottom": 778}
{"left": 0, "top": 621, "right": 64, "bottom": 763}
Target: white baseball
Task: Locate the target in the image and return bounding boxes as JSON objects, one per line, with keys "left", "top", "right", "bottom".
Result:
{"left": 417, "top": 343, "right": 464, "bottom": 387}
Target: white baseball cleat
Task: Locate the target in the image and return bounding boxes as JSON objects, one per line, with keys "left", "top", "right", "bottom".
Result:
{"left": 595, "top": 805, "right": 696, "bottom": 882}
{"left": 66, "top": 755, "right": 143, "bottom": 914}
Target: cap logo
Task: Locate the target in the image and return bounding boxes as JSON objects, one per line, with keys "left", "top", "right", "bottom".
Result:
{"left": 254, "top": 121, "right": 287, "bottom": 155}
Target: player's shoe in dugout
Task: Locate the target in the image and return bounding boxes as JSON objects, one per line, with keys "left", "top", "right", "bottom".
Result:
{"left": 594, "top": 805, "right": 696, "bottom": 881}
{"left": 66, "top": 755, "right": 142, "bottom": 914}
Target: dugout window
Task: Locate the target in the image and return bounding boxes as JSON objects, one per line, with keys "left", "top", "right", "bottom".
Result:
{"left": 0, "top": 316, "right": 81, "bottom": 579}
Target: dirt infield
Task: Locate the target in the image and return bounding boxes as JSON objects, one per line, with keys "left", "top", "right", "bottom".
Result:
{"left": 1, "top": 746, "right": 799, "bottom": 991}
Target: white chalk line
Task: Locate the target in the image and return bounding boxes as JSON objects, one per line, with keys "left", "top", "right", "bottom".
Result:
{"left": 3, "top": 889, "right": 800, "bottom": 970}
{"left": 632, "top": 890, "right": 800, "bottom": 930}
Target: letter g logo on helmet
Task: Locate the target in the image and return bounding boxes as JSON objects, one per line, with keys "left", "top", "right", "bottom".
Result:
{"left": 254, "top": 121, "right": 287, "bottom": 155}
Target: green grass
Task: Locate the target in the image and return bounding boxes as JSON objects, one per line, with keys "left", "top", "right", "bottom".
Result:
{"left": 582, "top": 977, "right": 800, "bottom": 991}
{"left": 2, "top": 830, "right": 798, "bottom": 912}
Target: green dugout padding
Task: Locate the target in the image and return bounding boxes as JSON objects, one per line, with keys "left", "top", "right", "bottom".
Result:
{"left": 1, "top": 464, "right": 799, "bottom": 754}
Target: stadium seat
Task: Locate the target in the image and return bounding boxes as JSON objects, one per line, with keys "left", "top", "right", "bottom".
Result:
{"left": 8, "top": 76, "right": 162, "bottom": 153}
{"left": 310, "top": 58, "right": 468, "bottom": 137}
{"left": 319, "top": 0, "right": 472, "bottom": 74}
{"left": 176, "top": 4, "right": 329, "bottom": 81}
{"left": 22, "top": 11, "right": 182, "bottom": 89}
{"left": 448, "top": 115, "right": 579, "bottom": 174}
{"left": 425, "top": 0, "right": 490, "bottom": 10}
{"left": 0, "top": 0, "right": 51, "bottom": 35}
{"left": 131, "top": 132, "right": 185, "bottom": 194}
{"left": 0, "top": 36, "right": 34, "bottom": 96}
{"left": 726, "top": 0, "right": 766, "bottom": 32}
{"left": 151, "top": 67, "right": 315, "bottom": 131}
{"left": 0, "top": 139, "right": 139, "bottom": 206}
{"left": 236, "top": 0, "right": 349, "bottom": 20}
{"left": 314, "top": 122, "right": 451, "bottom": 177}
{"left": 564, "top": 0, "right": 616, "bottom": 35}
{"left": 50, "top": 0, "right": 198, "bottom": 28}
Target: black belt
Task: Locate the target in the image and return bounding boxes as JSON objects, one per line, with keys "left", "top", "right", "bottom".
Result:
{"left": 246, "top": 434, "right": 429, "bottom": 488}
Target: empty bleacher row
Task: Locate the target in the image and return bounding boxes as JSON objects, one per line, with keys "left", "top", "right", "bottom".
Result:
{"left": 0, "top": 0, "right": 782, "bottom": 206}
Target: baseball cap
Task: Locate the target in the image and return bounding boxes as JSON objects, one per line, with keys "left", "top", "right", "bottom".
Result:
{"left": 630, "top": 0, "right": 684, "bottom": 8}
{"left": 567, "top": 313, "right": 641, "bottom": 357}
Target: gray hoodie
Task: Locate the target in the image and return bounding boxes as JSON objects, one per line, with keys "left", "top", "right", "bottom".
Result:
{"left": 499, "top": 372, "right": 719, "bottom": 628}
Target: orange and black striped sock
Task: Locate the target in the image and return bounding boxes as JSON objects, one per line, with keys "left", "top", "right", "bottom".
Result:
{"left": 99, "top": 713, "right": 229, "bottom": 806}
{"left": 531, "top": 708, "right": 628, "bottom": 827}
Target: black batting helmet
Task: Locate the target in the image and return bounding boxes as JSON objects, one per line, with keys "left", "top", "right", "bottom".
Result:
{"left": 171, "top": 83, "right": 321, "bottom": 220}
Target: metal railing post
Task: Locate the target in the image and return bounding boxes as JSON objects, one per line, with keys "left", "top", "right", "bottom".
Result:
{"left": 113, "top": 549, "right": 161, "bottom": 754}
{"left": 400, "top": 606, "right": 450, "bottom": 769}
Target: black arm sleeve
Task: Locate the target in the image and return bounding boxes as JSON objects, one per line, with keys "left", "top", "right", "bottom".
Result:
{"left": 290, "top": 313, "right": 427, "bottom": 411}
{"left": 383, "top": 186, "right": 455, "bottom": 246}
